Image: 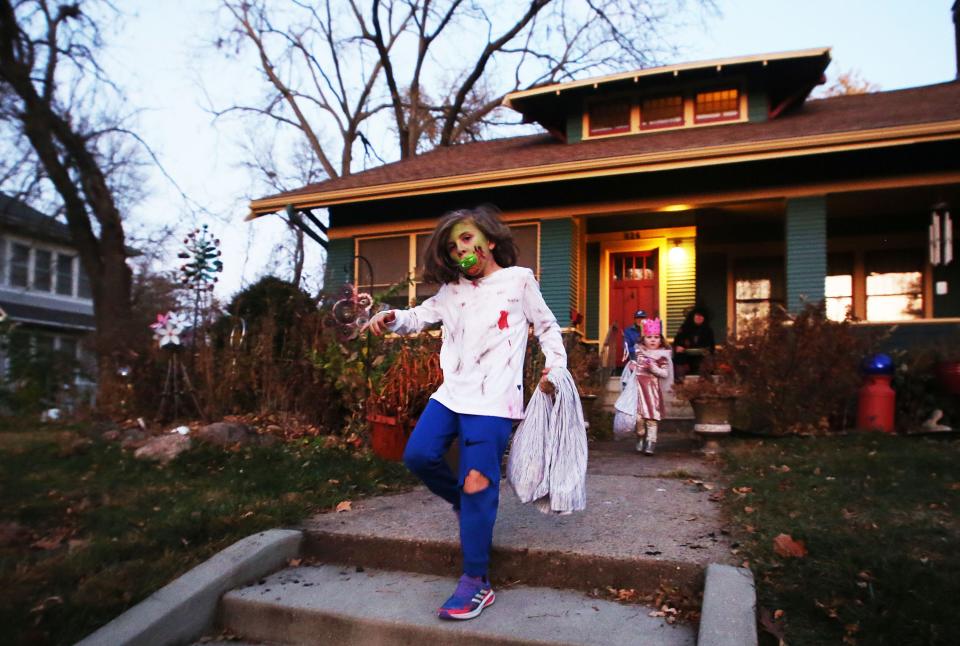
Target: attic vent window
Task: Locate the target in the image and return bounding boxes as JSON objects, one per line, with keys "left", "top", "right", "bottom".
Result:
{"left": 641, "top": 95, "right": 684, "bottom": 129}
{"left": 588, "top": 98, "right": 631, "bottom": 135}
{"left": 695, "top": 88, "right": 740, "bottom": 123}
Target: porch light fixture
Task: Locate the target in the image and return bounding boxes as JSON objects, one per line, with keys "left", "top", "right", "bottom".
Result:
{"left": 658, "top": 203, "right": 694, "bottom": 213}
{"left": 929, "top": 202, "right": 953, "bottom": 266}
{"left": 668, "top": 239, "right": 686, "bottom": 263}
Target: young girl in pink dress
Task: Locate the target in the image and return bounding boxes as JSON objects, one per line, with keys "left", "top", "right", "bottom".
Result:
{"left": 625, "top": 318, "right": 670, "bottom": 454}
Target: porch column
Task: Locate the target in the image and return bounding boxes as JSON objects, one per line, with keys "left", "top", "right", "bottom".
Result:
{"left": 539, "top": 219, "right": 573, "bottom": 327}
{"left": 323, "top": 237, "right": 355, "bottom": 293}
{"left": 786, "top": 196, "right": 827, "bottom": 312}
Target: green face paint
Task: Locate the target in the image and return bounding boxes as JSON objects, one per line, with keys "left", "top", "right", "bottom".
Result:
{"left": 449, "top": 221, "right": 490, "bottom": 275}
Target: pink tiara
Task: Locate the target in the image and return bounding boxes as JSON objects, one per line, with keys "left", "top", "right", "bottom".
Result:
{"left": 641, "top": 318, "right": 662, "bottom": 336}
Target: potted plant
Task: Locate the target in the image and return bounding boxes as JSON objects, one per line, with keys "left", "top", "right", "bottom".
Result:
{"left": 934, "top": 335, "right": 960, "bottom": 395}
{"left": 366, "top": 335, "right": 442, "bottom": 461}
{"left": 673, "top": 357, "right": 742, "bottom": 454}
{"left": 564, "top": 336, "right": 607, "bottom": 422}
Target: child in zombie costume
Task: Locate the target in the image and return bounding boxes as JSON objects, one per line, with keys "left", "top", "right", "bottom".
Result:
{"left": 366, "top": 205, "right": 565, "bottom": 621}
{"left": 625, "top": 318, "right": 670, "bottom": 455}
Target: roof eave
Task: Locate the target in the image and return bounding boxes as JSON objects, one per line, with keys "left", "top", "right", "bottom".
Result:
{"left": 247, "top": 119, "right": 960, "bottom": 217}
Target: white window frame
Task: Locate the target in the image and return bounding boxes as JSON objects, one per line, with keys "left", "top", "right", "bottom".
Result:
{"left": 1, "top": 235, "right": 90, "bottom": 302}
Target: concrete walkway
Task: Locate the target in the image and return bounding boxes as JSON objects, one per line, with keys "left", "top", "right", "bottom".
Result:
{"left": 302, "top": 429, "right": 735, "bottom": 599}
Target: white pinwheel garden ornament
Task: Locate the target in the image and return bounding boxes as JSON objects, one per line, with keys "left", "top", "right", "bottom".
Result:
{"left": 150, "top": 311, "right": 190, "bottom": 348}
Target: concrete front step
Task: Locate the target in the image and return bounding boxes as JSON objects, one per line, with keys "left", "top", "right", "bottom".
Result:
{"left": 219, "top": 564, "right": 696, "bottom": 646}
{"left": 302, "top": 475, "right": 733, "bottom": 601}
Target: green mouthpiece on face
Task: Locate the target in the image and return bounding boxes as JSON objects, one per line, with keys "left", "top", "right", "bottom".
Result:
{"left": 459, "top": 254, "right": 478, "bottom": 270}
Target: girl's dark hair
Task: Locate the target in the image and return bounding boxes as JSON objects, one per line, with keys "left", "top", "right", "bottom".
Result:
{"left": 421, "top": 204, "right": 518, "bottom": 284}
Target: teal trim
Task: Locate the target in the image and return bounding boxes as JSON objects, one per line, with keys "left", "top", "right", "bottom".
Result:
{"left": 747, "top": 89, "right": 768, "bottom": 123}
{"left": 539, "top": 219, "right": 573, "bottom": 327}
{"left": 786, "top": 196, "right": 826, "bottom": 312}
{"left": 586, "top": 242, "right": 600, "bottom": 339}
{"left": 323, "top": 237, "right": 354, "bottom": 293}
{"left": 566, "top": 113, "right": 582, "bottom": 144}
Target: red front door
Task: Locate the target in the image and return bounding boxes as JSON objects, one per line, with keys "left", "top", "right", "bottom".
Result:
{"left": 609, "top": 251, "right": 658, "bottom": 367}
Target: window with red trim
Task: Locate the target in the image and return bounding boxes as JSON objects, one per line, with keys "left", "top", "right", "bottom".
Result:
{"left": 640, "top": 95, "right": 684, "bottom": 129}
{"left": 694, "top": 88, "right": 740, "bottom": 123}
{"left": 588, "top": 99, "right": 631, "bottom": 135}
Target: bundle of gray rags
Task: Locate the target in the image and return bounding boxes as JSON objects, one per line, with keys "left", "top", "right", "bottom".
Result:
{"left": 507, "top": 367, "right": 587, "bottom": 514}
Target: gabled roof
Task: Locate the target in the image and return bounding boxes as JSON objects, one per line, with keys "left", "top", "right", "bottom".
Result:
{"left": 503, "top": 47, "right": 832, "bottom": 134}
{"left": 250, "top": 80, "right": 960, "bottom": 216}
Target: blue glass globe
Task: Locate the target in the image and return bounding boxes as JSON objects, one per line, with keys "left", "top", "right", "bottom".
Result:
{"left": 862, "top": 353, "right": 894, "bottom": 375}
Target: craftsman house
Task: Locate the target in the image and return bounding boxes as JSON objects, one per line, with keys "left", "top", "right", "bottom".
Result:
{"left": 250, "top": 37, "right": 960, "bottom": 360}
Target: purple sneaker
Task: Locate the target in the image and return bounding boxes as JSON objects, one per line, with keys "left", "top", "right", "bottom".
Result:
{"left": 437, "top": 574, "right": 495, "bottom": 620}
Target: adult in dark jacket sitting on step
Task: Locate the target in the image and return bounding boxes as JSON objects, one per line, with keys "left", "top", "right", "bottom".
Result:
{"left": 672, "top": 306, "right": 715, "bottom": 383}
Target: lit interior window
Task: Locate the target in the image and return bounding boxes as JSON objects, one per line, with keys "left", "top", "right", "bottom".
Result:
{"left": 864, "top": 250, "right": 923, "bottom": 321}
{"left": 825, "top": 274, "right": 853, "bottom": 321}
{"left": 695, "top": 88, "right": 739, "bottom": 123}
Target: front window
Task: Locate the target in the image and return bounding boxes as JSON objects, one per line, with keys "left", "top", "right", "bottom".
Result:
{"left": 10, "top": 243, "right": 29, "bottom": 287}
{"left": 34, "top": 249, "right": 52, "bottom": 291}
{"left": 356, "top": 236, "right": 411, "bottom": 309}
{"left": 641, "top": 95, "right": 684, "bottom": 129}
{"left": 733, "top": 256, "right": 784, "bottom": 335}
{"left": 695, "top": 88, "right": 740, "bottom": 123}
{"left": 865, "top": 250, "right": 923, "bottom": 321}
{"left": 56, "top": 255, "right": 74, "bottom": 296}
{"left": 588, "top": 98, "right": 631, "bottom": 136}
{"left": 825, "top": 253, "right": 854, "bottom": 322}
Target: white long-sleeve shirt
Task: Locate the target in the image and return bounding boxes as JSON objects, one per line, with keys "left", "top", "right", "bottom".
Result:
{"left": 388, "top": 266, "right": 567, "bottom": 419}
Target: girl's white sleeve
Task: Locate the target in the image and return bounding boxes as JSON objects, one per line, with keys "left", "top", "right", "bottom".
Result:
{"left": 388, "top": 286, "right": 446, "bottom": 334}
{"left": 520, "top": 269, "right": 567, "bottom": 369}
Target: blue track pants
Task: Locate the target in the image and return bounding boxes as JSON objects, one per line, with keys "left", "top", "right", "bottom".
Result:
{"left": 403, "top": 399, "right": 513, "bottom": 578}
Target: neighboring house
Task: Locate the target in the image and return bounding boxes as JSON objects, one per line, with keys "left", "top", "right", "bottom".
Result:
{"left": 249, "top": 13, "right": 960, "bottom": 362}
{"left": 0, "top": 193, "right": 96, "bottom": 398}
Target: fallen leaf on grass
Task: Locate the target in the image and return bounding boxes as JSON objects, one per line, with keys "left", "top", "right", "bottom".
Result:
{"left": 335, "top": 500, "right": 352, "bottom": 513}
{"left": 773, "top": 533, "right": 808, "bottom": 558}
{"left": 732, "top": 486, "right": 752, "bottom": 495}
{"left": 758, "top": 606, "right": 786, "bottom": 644}
{"left": 774, "top": 609, "right": 784, "bottom": 620}
{"left": 31, "top": 528, "right": 70, "bottom": 551}
{"left": 240, "top": 511, "right": 254, "bottom": 518}
{"left": 288, "top": 558, "right": 302, "bottom": 567}
{"left": 744, "top": 506, "right": 756, "bottom": 514}
{"left": 30, "top": 596, "right": 64, "bottom": 614}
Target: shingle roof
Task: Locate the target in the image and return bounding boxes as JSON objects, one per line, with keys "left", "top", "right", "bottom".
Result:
{"left": 0, "top": 193, "right": 75, "bottom": 245}
{"left": 251, "top": 81, "right": 960, "bottom": 213}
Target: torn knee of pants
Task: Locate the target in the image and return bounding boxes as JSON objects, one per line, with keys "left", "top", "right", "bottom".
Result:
{"left": 462, "top": 468, "right": 490, "bottom": 494}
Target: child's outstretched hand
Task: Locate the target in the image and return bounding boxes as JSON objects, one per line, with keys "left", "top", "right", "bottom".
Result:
{"left": 539, "top": 368, "right": 554, "bottom": 394}
{"left": 365, "top": 310, "right": 396, "bottom": 336}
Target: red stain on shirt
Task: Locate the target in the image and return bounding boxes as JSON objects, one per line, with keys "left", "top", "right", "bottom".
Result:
{"left": 497, "top": 310, "right": 509, "bottom": 329}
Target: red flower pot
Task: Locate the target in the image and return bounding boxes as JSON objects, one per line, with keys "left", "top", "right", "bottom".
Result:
{"left": 368, "top": 413, "right": 413, "bottom": 462}
{"left": 936, "top": 361, "right": 960, "bottom": 395}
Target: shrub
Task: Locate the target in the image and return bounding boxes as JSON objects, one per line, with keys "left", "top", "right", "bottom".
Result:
{"left": 725, "top": 303, "right": 876, "bottom": 434}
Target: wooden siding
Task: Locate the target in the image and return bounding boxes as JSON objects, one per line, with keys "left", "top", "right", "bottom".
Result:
{"left": 665, "top": 237, "right": 696, "bottom": 338}
{"left": 747, "top": 89, "right": 768, "bottom": 123}
{"left": 324, "top": 237, "right": 355, "bottom": 292}
{"left": 586, "top": 242, "right": 601, "bottom": 339}
{"left": 540, "top": 219, "right": 573, "bottom": 327}
{"left": 786, "top": 196, "right": 827, "bottom": 311}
